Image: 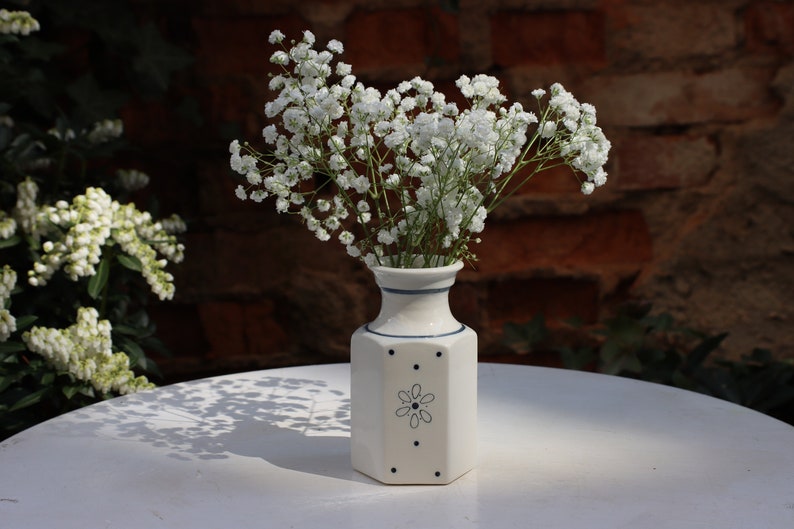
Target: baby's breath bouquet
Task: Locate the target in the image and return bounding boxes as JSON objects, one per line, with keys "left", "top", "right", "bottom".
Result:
{"left": 231, "top": 30, "right": 610, "bottom": 268}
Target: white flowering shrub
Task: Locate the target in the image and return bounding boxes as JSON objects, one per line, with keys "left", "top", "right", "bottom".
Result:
{"left": 0, "top": 173, "right": 185, "bottom": 427}
{"left": 23, "top": 307, "right": 154, "bottom": 395}
{"left": 0, "top": 7, "right": 191, "bottom": 438}
{"left": 232, "top": 30, "right": 610, "bottom": 268}
{"left": 0, "top": 9, "right": 40, "bottom": 36}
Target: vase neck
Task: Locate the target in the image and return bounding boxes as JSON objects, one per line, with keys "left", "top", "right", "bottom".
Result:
{"left": 366, "top": 263, "right": 465, "bottom": 338}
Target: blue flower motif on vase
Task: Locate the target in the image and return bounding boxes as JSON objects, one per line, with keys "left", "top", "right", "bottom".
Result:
{"left": 396, "top": 383, "right": 435, "bottom": 428}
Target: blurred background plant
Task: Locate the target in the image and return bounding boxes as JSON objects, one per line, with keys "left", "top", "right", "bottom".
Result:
{"left": 502, "top": 302, "right": 794, "bottom": 426}
{"left": 0, "top": 2, "right": 193, "bottom": 439}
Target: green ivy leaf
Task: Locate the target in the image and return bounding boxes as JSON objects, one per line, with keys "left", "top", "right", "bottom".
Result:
{"left": 684, "top": 332, "right": 728, "bottom": 371}
{"left": 501, "top": 314, "right": 548, "bottom": 353}
{"left": 87, "top": 257, "right": 110, "bottom": 299}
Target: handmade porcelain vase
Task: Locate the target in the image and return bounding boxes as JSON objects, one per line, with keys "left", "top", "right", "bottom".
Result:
{"left": 350, "top": 259, "right": 477, "bottom": 484}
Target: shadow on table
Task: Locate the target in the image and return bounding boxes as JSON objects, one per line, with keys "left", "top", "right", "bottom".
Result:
{"left": 48, "top": 372, "right": 376, "bottom": 484}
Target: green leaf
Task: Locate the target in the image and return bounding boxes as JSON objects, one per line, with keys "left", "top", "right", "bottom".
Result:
{"left": 14, "top": 314, "right": 37, "bottom": 331}
{"left": 501, "top": 314, "right": 548, "bottom": 352}
{"left": 134, "top": 354, "right": 162, "bottom": 378}
{"left": 559, "top": 346, "right": 596, "bottom": 371}
{"left": 0, "top": 341, "right": 27, "bottom": 354}
{"left": 87, "top": 257, "right": 110, "bottom": 300}
{"left": 0, "top": 236, "right": 21, "bottom": 249}
{"left": 8, "top": 387, "right": 49, "bottom": 412}
{"left": 62, "top": 383, "right": 95, "bottom": 399}
{"left": 112, "top": 324, "right": 146, "bottom": 337}
{"left": 0, "top": 374, "right": 12, "bottom": 394}
{"left": 117, "top": 336, "right": 145, "bottom": 365}
{"left": 116, "top": 253, "right": 142, "bottom": 272}
{"left": 61, "top": 385, "right": 80, "bottom": 399}
{"left": 684, "top": 332, "right": 728, "bottom": 371}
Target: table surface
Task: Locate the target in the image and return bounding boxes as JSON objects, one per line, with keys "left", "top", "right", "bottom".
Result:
{"left": 2, "top": 362, "right": 794, "bottom": 529}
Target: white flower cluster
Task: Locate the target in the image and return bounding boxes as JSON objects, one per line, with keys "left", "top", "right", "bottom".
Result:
{"left": 536, "top": 85, "right": 610, "bottom": 195}
{"left": 0, "top": 211, "right": 17, "bottom": 239}
{"left": 12, "top": 178, "right": 184, "bottom": 300}
{"left": 86, "top": 119, "right": 124, "bottom": 144}
{"left": 0, "top": 9, "right": 40, "bottom": 35}
{"left": 0, "top": 265, "right": 17, "bottom": 341}
{"left": 158, "top": 213, "right": 188, "bottom": 235}
{"left": 12, "top": 177, "right": 48, "bottom": 239}
{"left": 48, "top": 118, "right": 124, "bottom": 145}
{"left": 22, "top": 307, "right": 154, "bottom": 395}
{"left": 116, "top": 168, "right": 150, "bottom": 192}
{"left": 231, "top": 30, "right": 610, "bottom": 267}
{"left": 113, "top": 203, "right": 183, "bottom": 300}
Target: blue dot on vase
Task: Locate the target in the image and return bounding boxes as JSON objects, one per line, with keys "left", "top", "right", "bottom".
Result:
{"left": 436, "top": 351, "right": 442, "bottom": 357}
{"left": 413, "top": 364, "right": 419, "bottom": 370}
{"left": 388, "top": 349, "right": 395, "bottom": 356}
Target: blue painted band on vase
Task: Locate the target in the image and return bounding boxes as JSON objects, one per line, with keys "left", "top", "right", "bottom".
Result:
{"left": 364, "top": 323, "right": 467, "bottom": 339}
{"left": 380, "top": 286, "right": 451, "bottom": 295}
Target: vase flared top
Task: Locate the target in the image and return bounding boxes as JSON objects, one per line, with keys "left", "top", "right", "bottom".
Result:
{"left": 366, "top": 260, "right": 465, "bottom": 338}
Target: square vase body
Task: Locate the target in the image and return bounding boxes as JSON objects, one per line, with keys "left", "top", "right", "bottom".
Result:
{"left": 350, "top": 325, "right": 477, "bottom": 484}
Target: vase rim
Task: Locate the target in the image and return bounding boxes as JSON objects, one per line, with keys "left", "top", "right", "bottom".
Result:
{"left": 369, "top": 258, "right": 463, "bottom": 293}
{"left": 369, "top": 255, "right": 463, "bottom": 272}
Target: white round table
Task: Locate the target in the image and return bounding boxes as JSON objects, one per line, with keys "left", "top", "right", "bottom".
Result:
{"left": 1, "top": 363, "right": 793, "bottom": 528}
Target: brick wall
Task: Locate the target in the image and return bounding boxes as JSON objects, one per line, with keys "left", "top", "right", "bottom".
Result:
{"left": 128, "top": 0, "right": 794, "bottom": 380}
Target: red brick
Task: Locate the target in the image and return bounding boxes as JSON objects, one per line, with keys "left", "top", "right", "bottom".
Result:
{"left": 581, "top": 68, "right": 778, "bottom": 127}
{"left": 201, "top": 301, "right": 246, "bottom": 357}
{"left": 344, "top": 8, "right": 460, "bottom": 71}
{"left": 192, "top": 16, "right": 306, "bottom": 77}
{"left": 470, "top": 210, "right": 653, "bottom": 276}
{"left": 242, "top": 301, "right": 291, "bottom": 356}
{"left": 201, "top": 0, "right": 304, "bottom": 15}
{"left": 118, "top": 100, "right": 165, "bottom": 146}
{"left": 196, "top": 161, "right": 258, "bottom": 217}
{"left": 198, "top": 300, "right": 289, "bottom": 359}
{"left": 178, "top": 228, "right": 294, "bottom": 297}
{"left": 610, "top": 5, "right": 736, "bottom": 61}
{"left": 146, "top": 303, "right": 209, "bottom": 363}
{"left": 486, "top": 277, "right": 600, "bottom": 328}
{"left": 201, "top": 79, "right": 261, "bottom": 130}
{"left": 500, "top": 158, "right": 586, "bottom": 195}
{"left": 615, "top": 135, "right": 717, "bottom": 190}
{"left": 449, "top": 281, "right": 482, "bottom": 329}
{"left": 490, "top": 10, "right": 606, "bottom": 67}
{"left": 745, "top": 1, "right": 794, "bottom": 56}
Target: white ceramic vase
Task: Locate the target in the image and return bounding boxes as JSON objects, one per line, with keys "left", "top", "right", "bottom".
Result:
{"left": 350, "top": 259, "right": 477, "bottom": 484}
